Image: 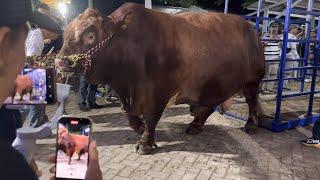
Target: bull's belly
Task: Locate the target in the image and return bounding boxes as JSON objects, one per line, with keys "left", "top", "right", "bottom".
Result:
{"left": 172, "top": 82, "right": 243, "bottom": 107}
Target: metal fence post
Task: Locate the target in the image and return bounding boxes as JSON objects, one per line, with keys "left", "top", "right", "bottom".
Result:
{"left": 88, "top": 0, "right": 93, "bottom": 8}
{"left": 301, "top": 0, "right": 314, "bottom": 92}
{"left": 307, "top": 15, "right": 320, "bottom": 116}
{"left": 224, "top": 0, "right": 229, "bottom": 14}
{"left": 255, "top": 0, "right": 264, "bottom": 31}
{"left": 275, "top": 0, "right": 292, "bottom": 123}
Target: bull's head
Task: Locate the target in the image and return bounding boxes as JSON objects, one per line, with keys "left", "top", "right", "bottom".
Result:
{"left": 60, "top": 9, "right": 106, "bottom": 56}
{"left": 57, "top": 8, "right": 132, "bottom": 78}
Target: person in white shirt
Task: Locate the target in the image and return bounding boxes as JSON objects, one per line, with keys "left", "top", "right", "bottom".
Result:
{"left": 25, "top": 8, "right": 59, "bottom": 128}
{"left": 283, "top": 25, "right": 300, "bottom": 89}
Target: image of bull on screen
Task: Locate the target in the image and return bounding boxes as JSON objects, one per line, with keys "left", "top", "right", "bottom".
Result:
{"left": 56, "top": 119, "right": 91, "bottom": 179}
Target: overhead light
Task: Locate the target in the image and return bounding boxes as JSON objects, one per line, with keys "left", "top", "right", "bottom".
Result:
{"left": 58, "top": 2, "right": 67, "bottom": 17}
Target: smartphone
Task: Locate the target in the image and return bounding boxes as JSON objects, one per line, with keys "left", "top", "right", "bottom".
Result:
{"left": 3, "top": 68, "right": 55, "bottom": 105}
{"left": 55, "top": 116, "right": 92, "bottom": 180}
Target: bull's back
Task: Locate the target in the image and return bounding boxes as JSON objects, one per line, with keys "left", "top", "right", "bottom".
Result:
{"left": 171, "top": 12, "right": 264, "bottom": 105}
{"left": 71, "top": 135, "right": 89, "bottom": 154}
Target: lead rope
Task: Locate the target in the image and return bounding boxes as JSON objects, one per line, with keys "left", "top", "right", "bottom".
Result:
{"left": 32, "top": 14, "right": 131, "bottom": 75}
{"left": 30, "top": 32, "right": 114, "bottom": 76}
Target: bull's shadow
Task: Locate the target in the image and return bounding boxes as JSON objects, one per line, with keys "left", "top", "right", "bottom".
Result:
{"left": 89, "top": 110, "right": 317, "bottom": 179}
{"left": 88, "top": 105, "right": 249, "bottom": 155}
{"left": 89, "top": 105, "right": 191, "bottom": 125}
{"left": 91, "top": 123, "right": 249, "bottom": 155}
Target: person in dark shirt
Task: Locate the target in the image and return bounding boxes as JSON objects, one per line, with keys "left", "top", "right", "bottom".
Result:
{"left": 0, "top": 0, "right": 61, "bottom": 179}
{"left": 42, "top": 34, "right": 63, "bottom": 55}
{"left": 0, "top": 140, "right": 38, "bottom": 180}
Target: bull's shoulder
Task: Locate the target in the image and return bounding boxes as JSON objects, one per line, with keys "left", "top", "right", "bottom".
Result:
{"left": 113, "top": 2, "right": 146, "bottom": 16}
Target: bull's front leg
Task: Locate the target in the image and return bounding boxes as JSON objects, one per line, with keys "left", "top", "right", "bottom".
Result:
{"left": 135, "top": 113, "right": 162, "bottom": 155}
{"left": 128, "top": 115, "right": 145, "bottom": 135}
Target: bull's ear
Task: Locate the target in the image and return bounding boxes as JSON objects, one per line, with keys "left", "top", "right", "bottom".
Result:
{"left": 121, "top": 12, "right": 133, "bottom": 30}
{"left": 0, "top": 27, "right": 10, "bottom": 45}
{"left": 0, "top": 27, "right": 11, "bottom": 70}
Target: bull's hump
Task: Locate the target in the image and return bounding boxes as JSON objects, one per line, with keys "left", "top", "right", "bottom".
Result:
{"left": 112, "top": 2, "right": 145, "bottom": 17}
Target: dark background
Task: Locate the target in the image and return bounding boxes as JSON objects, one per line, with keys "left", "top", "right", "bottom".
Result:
{"left": 66, "top": 0, "right": 251, "bottom": 20}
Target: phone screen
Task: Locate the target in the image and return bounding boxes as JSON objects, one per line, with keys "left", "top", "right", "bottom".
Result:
{"left": 55, "top": 117, "right": 91, "bottom": 180}
{"left": 3, "top": 68, "right": 54, "bottom": 105}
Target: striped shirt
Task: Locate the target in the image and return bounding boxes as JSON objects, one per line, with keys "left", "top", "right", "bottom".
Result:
{"left": 263, "top": 34, "right": 281, "bottom": 60}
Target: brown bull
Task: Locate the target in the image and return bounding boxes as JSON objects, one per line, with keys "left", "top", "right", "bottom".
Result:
{"left": 58, "top": 3, "right": 265, "bottom": 155}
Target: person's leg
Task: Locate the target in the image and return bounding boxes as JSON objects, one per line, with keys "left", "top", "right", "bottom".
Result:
{"left": 88, "top": 84, "right": 101, "bottom": 109}
{"left": 88, "top": 84, "right": 98, "bottom": 106}
{"left": 301, "top": 120, "right": 320, "bottom": 148}
{"left": 79, "top": 75, "right": 89, "bottom": 111}
{"left": 264, "top": 62, "right": 278, "bottom": 92}
{"left": 293, "top": 60, "right": 299, "bottom": 78}
{"left": 105, "top": 84, "right": 111, "bottom": 99}
{"left": 284, "top": 59, "right": 293, "bottom": 89}
{"left": 312, "top": 120, "right": 320, "bottom": 140}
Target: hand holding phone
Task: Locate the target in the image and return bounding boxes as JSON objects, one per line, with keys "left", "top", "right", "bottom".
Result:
{"left": 49, "top": 141, "right": 102, "bottom": 180}
{"left": 55, "top": 117, "right": 99, "bottom": 180}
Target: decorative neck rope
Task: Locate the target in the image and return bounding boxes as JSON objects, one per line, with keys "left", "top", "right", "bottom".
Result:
{"left": 32, "top": 15, "right": 131, "bottom": 76}
{"left": 31, "top": 32, "right": 114, "bottom": 75}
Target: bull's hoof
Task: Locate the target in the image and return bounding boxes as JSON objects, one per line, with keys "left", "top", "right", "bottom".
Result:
{"left": 186, "top": 125, "right": 203, "bottom": 135}
{"left": 242, "top": 123, "right": 258, "bottom": 134}
{"left": 134, "top": 141, "right": 157, "bottom": 155}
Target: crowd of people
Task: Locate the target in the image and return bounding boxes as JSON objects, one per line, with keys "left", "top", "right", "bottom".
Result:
{"left": 261, "top": 22, "right": 317, "bottom": 94}
{"left": 261, "top": 22, "right": 320, "bottom": 147}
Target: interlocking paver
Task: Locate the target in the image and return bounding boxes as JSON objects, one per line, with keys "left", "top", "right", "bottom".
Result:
{"left": 181, "top": 171, "right": 199, "bottom": 180}
{"left": 32, "top": 93, "right": 320, "bottom": 180}
{"left": 118, "top": 166, "right": 136, "bottom": 177}
{"left": 196, "top": 169, "right": 212, "bottom": 180}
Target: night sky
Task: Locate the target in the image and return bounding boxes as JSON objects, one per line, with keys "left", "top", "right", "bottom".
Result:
{"left": 67, "top": 0, "right": 250, "bottom": 20}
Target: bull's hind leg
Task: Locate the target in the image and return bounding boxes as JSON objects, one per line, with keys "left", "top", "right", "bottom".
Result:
{"left": 186, "top": 105, "right": 214, "bottom": 135}
{"left": 243, "top": 83, "right": 260, "bottom": 134}
{"left": 128, "top": 115, "right": 145, "bottom": 135}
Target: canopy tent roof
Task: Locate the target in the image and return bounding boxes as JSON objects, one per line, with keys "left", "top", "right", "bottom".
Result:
{"left": 154, "top": 5, "right": 209, "bottom": 14}
{"left": 247, "top": 0, "right": 320, "bottom": 18}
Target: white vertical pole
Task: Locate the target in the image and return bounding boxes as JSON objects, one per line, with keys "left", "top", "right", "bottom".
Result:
{"left": 145, "top": 0, "right": 152, "bottom": 9}
{"left": 255, "top": 0, "right": 264, "bottom": 30}
{"left": 88, "top": 0, "right": 93, "bottom": 8}
{"left": 224, "top": 0, "right": 229, "bottom": 14}
{"left": 263, "top": 9, "right": 269, "bottom": 34}
{"left": 306, "top": 0, "right": 314, "bottom": 34}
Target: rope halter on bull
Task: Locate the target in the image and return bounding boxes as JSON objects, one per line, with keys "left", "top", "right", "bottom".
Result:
{"left": 30, "top": 13, "right": 132, "bottom": 76}
{"left": 30, "top": 33, "right": 114, "bottom": 76}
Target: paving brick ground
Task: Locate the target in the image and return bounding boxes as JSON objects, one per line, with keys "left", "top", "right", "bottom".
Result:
{"left": 33, "top": 92, "right": 320, "bottom": 180}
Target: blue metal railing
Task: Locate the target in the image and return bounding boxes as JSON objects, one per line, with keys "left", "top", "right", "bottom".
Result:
{"left": 225, "top": 1, "right": 320, "bottom": 132}
{"left": 236, "top": 0, "right": 320, "bottom": 131}
{"left": 274, "top": 0, "right": 292, "bottom": 123}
